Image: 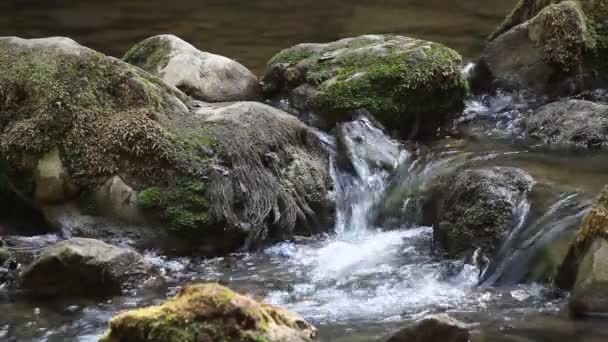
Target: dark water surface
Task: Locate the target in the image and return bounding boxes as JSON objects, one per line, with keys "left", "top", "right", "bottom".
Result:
{"left": 0, "top": 0, "right": 516, "bottom": 73}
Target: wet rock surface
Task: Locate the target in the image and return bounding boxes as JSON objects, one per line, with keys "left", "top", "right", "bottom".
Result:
{"left": 430, "top": 167, "right": 534, "bottom": 262}
{"left": 336, "top": 115, "right": 405, "bottom": 177}
{"left": 19, "top": 238, "right": 157, "bottom": 298}
{"left": 527, "top": 99, "right": 608, "bottom": 149}
{"left": 386, "top": 314, "right": 472, "bottom": 342}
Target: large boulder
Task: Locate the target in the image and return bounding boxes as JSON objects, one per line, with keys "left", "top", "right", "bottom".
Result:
{"left": 262, "top": 35, "right": 468, "bottom": 138}
{"left": 123, "top": 34, "right": 260, "bottom": 102}
{"left": 386, "top": 314, "right": 471, "bottom": 342}
{"left": 527, "top": 99, "right": 608, "bottom": 149}
{"left": 477, "top": 0, "right": 608, "bottom": 95}
{"left": 557, "top": 186, "right": 608, "bottom": 316}
{"left": 430, "top": 167, "right": 534, "bottom": 262}
{"left": 0, "top": 37, "right": 334, "bottom": 255}
{"left": 100, "top": 283, "right": 317, "bottom": 342}
{"left": 19, "top": 238, "right": 156, "bottom": 297}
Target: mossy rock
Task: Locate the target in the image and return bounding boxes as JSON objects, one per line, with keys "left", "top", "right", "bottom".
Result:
{"left": 480, "top": 0, "right": 608, "bottom": 94}
{"left": 0, "top": 37, "right": 335, "bottom": 255}
{"left": 263, "top": 35, "right": 468, "bottom": 139}
{"left": 100, "top": 283, "right": 318, "bottom": 342}
{"left": 557, "top": 186, "right": 608, "bottom": 291}
{"left": 430, "top": 167, "right": 534, "bottom": 262}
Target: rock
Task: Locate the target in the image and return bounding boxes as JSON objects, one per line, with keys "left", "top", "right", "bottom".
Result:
{"left": 0, "top": 37, "right": 334, "bottom": 255}
{"left": 262, "top": 35, "right": 468, "bottom": 138}
{"left": 100, "top": 283, "right": 317, "bottom": 342}
{"left": 336, "top": 115, "right": 405, "bottom": 176}
{"left": 19, "top": 238, "right": 156, "bottom": 297}
{"left": 557, "top": 186, "right": 608, "bottom": 316}
{"left": 123, "top": 34, "right": 260, "bottom": 102}
{"left": 527, "top": 99, "right": 608, "bottom": 149}
{"left": 478, "top": 0, "right": 608, "bottom": 95}
{"left": 386, "top": 314, "right": 471, "bottom": 342}
{"left": 430, "top": 167, "right": 534, "bottom": 262}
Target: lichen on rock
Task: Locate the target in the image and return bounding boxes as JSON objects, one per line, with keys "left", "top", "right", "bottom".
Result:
{"left": 263, "top": 35, "right": 468, "bottom": 138}
{"left": 100, "top": 283, "right": 317, "bottom": 342}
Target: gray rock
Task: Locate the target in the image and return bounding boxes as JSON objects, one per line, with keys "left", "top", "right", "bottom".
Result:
{"left": 477, "top": 1, "right": 586, "bottom": 95}
{"left": 431, "top": 167, "right": 534, "bottom": 261}
{"left": 556, "top": 186, "right": 608, "bottom": 316}
{"left": 123, "top": 34, "right": 260, "bottom": 102}
{"left": 19, "top": 238, "right": 157, "bottom": 297}
{"left": 569, "top": 238, "right": 608, "bottom": 316}
{"left": 478, "top": 0, "right": 608, "bottom": 95}
{"left": 527, "top": 99, "right": 608, "bottom": 149}
{"left": 263, "top": 35, "right": 467, "bottom": 138}
{"left": 387, "top": 314, "right": 472, "bottom": 342}
{"left": 336, "top": 116, "right": 405, "bottom": 176}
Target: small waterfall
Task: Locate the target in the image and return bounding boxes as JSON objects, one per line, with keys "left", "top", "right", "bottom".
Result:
{"left": 480, "top": 191, "right": 591, "bottom": 285}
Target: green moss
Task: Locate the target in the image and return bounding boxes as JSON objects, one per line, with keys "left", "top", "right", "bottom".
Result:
{"left": 137, "top": 187, "right": 163, "bottom": 209}
{"left": 313, "top": 45, "right": 468, "bottom": 127}
{"left": 136, "top": 179, "right": 210, "bottom": 236}
{"left": 100, "top": 283, "right": 312, "bottom": 342}
{"left": 267, "top": 48, "right": 313, "bottom": 65}
{"left": 123, "top": 36, "right": 172, "bottom": 73}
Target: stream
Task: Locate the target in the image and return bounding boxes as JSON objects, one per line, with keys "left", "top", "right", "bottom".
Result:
{"left": 3, "top": 90, "right": 608, "bottom": 341}
{"left": 2, "top": 1, "right": 608, "bottom": 341}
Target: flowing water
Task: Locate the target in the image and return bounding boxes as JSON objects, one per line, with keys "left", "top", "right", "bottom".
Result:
{"left": 3, "top": 1, "right": 608, "bottom": 341}
{"left": 4, "top": 91, "right": 608, "bottom": 341}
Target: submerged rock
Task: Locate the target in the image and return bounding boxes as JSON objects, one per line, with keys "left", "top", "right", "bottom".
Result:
{"left": 100, "top": 283, "right": 317, "bottom": 342}
{"left": 19, "top": 238, "right": 156, "bottom": 297}
{"left": 123, "top": 34, "right": 260, "bottom": 102}
{"left": 386, "top": 314, "right": 471, "bottom": 342}
{"left": 430, "top": 167, "right": 534, "bottom": 262}
{"left": 262, "top": 35, "right": 468, "bottom": 138}
{"left": 0, "top": 37, "right": 333, "bottom": 255}
{"left": 477, "top": 0, "right": 608, "bottom": 95}
{"left": 527, "top": 99, "right": 608, "bottom": 149}
{"left": 557, "top": 186, "right": 608, "bottom": 316}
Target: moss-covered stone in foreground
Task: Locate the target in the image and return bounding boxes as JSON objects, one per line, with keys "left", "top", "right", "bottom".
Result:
{"left": 100, "top": 283, "right": 317, "bottom": 342}
{"left": 263, "top": 35, "right": 468, "bottom": 138}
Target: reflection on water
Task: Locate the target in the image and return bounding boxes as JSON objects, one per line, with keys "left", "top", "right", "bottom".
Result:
{"left": 0, "top": 0, "right": 516, "bottom": 73}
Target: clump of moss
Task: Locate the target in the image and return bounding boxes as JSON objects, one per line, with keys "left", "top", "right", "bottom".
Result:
{"left": 100, "top": 283, "right": 316, "bottom": 342}
{"left": 136, "top": 179, "right": 210, "bottom": 236}
{"left": 575, "top": 186, "right": 608, "bottom": 245}
{"left": 313, "top": 45, "right": 468, "bottom": 127}
{"left": 123, "top": 36, "right": 173, "bottom": 73}
{"left": 267, "top": 48, "right": 314, "bottom": 65}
